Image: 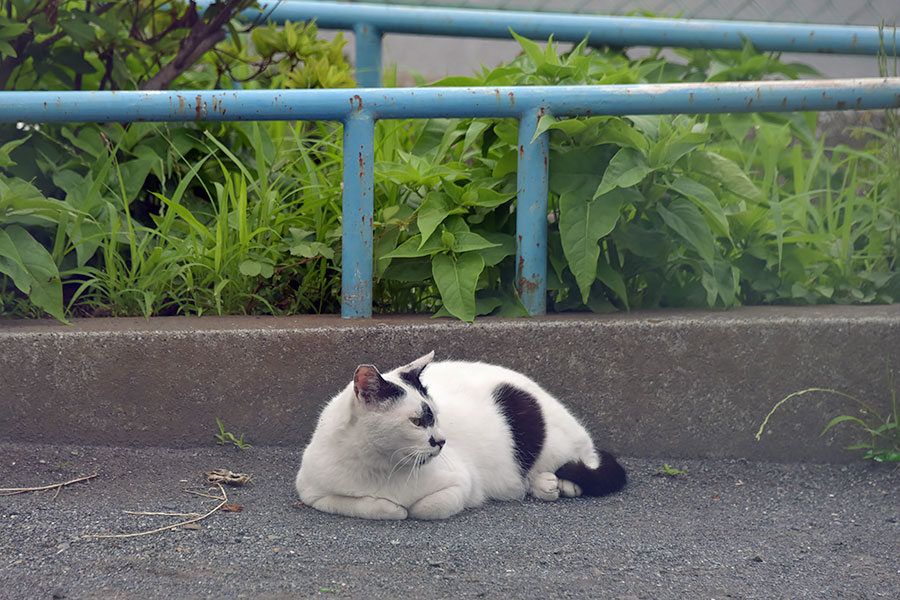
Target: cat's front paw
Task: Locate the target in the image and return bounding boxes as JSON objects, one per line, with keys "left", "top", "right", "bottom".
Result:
{"left": 407, "top": 486, "right": 465, "bottom": 520}
{"left": 370, "top": 497, "right": 409, "bottom": 520}
{"left": 530, "top": 472, "right": 560, "bottom": 501}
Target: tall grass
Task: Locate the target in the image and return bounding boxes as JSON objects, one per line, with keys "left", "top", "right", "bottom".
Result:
{"left": 63, "top": 121, "right": 344, "bottom": 317}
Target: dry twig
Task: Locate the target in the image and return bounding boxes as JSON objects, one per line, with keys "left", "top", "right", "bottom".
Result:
{"left": 83, "top": 483, "right": 228, "bottom": 540}
{"left": 122, "top": 510, "right": 202, "bottom": 518}
{"left": 0, "top": 473, "right": 98, "bottom": 496}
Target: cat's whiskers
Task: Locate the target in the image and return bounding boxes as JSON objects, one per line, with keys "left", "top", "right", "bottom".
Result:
{"left": 387, "top": 446, "right": 422, "bottom": 481}
{"left": 404, "top": 455, "right": 421, "bottom": 488}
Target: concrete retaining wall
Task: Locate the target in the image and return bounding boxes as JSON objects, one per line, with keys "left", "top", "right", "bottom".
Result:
{"left": 2, "top": 305, "right": 899, "bottom": 462}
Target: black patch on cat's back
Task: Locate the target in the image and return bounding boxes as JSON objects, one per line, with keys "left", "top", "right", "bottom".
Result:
{"left": 400, "top": 368, "right": 429, "bottom": 398}
{"left": 492, "top": 384, "right": 546, "bottom": 474}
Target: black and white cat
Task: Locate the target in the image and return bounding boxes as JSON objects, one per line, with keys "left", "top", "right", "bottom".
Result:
{"left": 295, "top": 352, "right": 626, "bottom": 520}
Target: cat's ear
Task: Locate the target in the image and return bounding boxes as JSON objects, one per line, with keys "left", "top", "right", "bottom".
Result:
{"left": 353, "top": 364, "right": 402, "bottom": 407}
{"left": 401, "top": 351, "right": 435, "bottom": 374}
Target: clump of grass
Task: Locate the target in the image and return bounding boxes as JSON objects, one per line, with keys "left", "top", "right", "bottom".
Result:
{"left": 214, "top": 418, "right": 253, "bottom": 451}
{"left": 653, "top": 464, "right": 687, "bottom": 478}
{"left": 755, "top": 361, "right": 900, "bottom": 462}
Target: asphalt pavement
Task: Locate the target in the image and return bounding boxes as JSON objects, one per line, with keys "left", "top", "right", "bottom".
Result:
{"left": 2, "top": 442, "right": 898, "bottom": 599}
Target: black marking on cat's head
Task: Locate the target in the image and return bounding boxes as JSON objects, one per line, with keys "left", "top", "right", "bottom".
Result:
{"left": 353, "top": 364, "right": 403, "bottom": 407}
{"left": 409, "top": 401, "right": 436, "bottom": 428}
{"left": 492, "top": 384, "right": 546, "bottom": 475}
{"left": 419, "top": 402, "right": 435, "bottom": 427}
{"left": 399, "top": 368, "right": 429, "bottom": 398}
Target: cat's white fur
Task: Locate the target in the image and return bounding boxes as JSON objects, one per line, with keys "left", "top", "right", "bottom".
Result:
{"left": 295, "top": 352, "right": 609, "bottom": 520}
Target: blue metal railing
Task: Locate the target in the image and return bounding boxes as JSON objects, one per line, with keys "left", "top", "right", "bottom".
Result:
{"left": 2, "top": 2, "right": 899, "bottom": 319}
{"left": 250, "top": 1, "right": 896, "bottom": 87}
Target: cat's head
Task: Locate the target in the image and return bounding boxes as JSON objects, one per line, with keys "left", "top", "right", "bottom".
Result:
{"left": 350, "top": 351, "right": 445, "bottom": 470}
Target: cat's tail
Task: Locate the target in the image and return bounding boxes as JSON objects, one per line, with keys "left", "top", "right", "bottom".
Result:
{"left": 554, "top": 451, "right": 627, "bottom": 497}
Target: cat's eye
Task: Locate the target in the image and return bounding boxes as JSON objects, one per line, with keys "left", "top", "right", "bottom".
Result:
{"left": 409, "top": 416, "right": 423, "bottom": 427}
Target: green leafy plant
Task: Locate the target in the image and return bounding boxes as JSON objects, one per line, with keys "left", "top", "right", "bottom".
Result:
{"left": 653, "top": 464, "right": 687, "bottom": 478}
{"left": 3, "top": 21, "right": 899, "bottom": 323}
{"left": 0, "top": 137, "right": 71, "bottom": 322}
{"left": 368, "top": 35, "right": 899, "bottom": 320}
{"left": 755, "top": 362, "right": 900, "bottom": 462}
{"left": 0, "top": 0, "right": 259, "bottom": 92}
{"left": 214, "top": 417, "right": 252, "bottom": 450}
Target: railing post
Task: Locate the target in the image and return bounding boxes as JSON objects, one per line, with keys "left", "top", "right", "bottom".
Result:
{"left": 341, "top": 110, "right": 376, "bottom": 318}
{"left": 353, "top": 23, "right": 383, "bottom": 87}
{"left": 515, "top": 109, "right": 550, "bottom": 316}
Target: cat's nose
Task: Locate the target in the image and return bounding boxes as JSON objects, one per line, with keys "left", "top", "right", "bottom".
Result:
{"left": 429, "top": 436, "right": 445, "bottom": 448}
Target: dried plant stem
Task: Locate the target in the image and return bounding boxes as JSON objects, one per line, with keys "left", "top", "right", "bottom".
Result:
{"left": 123, "top": 510, "right": 202, "bottom": 518}
{"left": 84, "top": 484, "right": 227, "bottom": 540}
{"left": 184, "top": 489, "right": 227, "bottom": 500}
{"left": 0, "top": 472, "right": 98, "bottom": 496}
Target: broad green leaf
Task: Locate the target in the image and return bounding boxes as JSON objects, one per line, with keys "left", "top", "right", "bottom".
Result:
{"left": 625, "top": 115, "right": 662, "bottom": 140}
{"left": 381, "top": 257, "right": 433, "bottom": 282}
{"left": 416, "top": 192, "right": 457, "bottom": 248}
{"left": 0, "top": 225, "right": 67, "bottom": 323}
{"left": 700, "top": 257, "right": 739, "bottom": 307}
{"left": 658, "top": 198, "right": 716, "bottom": 268}
{"left": 118, "top": 158, "right": 156, "bottom": 204}
{"left": 460, "top": 187, "right": 515, "bottom": 208}
{"left": 492, "top": 150, "right": 517, "bottom": 178}
{"left": 432, "top": 252, "right": 485, "bottom": 322}
{"left": 670, "top": 176, "right": 730, "bottom": 239}
{"left": 533, "top": 115, "right": 609, "bottom": 141}
{"left": 559, "top": 189, "right": 625, "bottom": 303}
{"left": 0, "top": 175, "right": 62, "bottom": 223}
{"left": 549, "top": 146, "right": 611, "bottom": 196}
{"left": 433, "top": 294, "right": 506, "bottom": 319}
{"left": 450, "top": 231, "right": 500, "bottom": 253}
{"left": 594, "top": 147, "right": 652, "bottom": 199}
{"left": 0, "top": 20, "right": 29, "bottom": 40}
{"left": 534, "top": 115, "right": 574, "bottom": 140}
{"left": 476, "top": 232, "right": 515, "bottom": 267}
{"left": 0, "top": 136, "right": 29, "bottom": 168}
{"left": 61, "top": 126, "right": 106, "bottom": 159}
{"left": 55, "top": 46, "right": 96, "bottom": 75}
{"left": 58, "top": 17, "right": 96, "bottom": 46}
{"left": 688, "top": 151, "right": 762, "bottom": 201}
{"left": 596, "top": 259, "right": 629, "bottom": 310}
{"left": 441, "top": 230, "right": 456, "bottom": 250}
{"left": 462, "top": 120, "right": 491, "bottom": 153}
{"left": 374, "top": 225, "right": 401, "bottom": 280}
{"left": 289, "top": 240, "right": 334, "bottom": 260}
{"left": 652, "top": 131, "right": 709, "bottom": 168}
{"left": 239, "top": 260, "right": 262, "bottom": 277}
{"left": 598, "top": 119, "right": 649, "bottom": 152}
{"left": 382, "top": 234, "right": 443, "bottom": 259}
{"left": 509, "top": 29, "right": 546, "bottom": 69}
{"left": 654, "top": 132, "right": 709, "bottom": 167}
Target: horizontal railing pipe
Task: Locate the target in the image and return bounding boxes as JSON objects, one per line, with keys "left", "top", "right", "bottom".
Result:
{"left": 4, "top": 80, "right": 899, "bottom": 123}
{"left": 245, "top": 0, "right": 898, "bottom": 89}
{"left": 252, "top": 1, "right": 894, "bottom": 56}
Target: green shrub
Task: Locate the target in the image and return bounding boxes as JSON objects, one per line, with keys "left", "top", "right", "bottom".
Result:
{"left": 2, "top": 16, "right": 898, "bottom": 321}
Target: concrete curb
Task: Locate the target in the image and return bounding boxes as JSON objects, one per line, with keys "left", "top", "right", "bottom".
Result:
{"left": 2, "top": 305, "right": 899, "bottom": 462}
